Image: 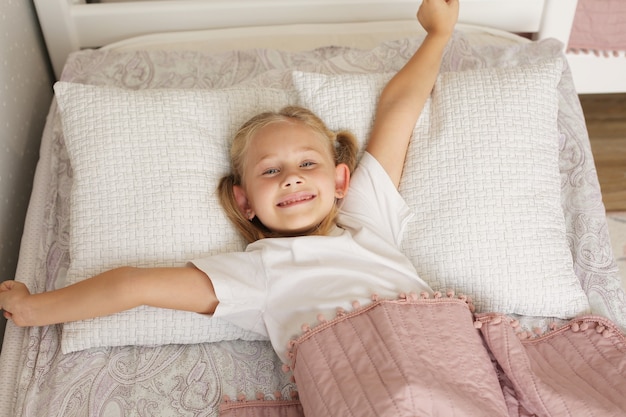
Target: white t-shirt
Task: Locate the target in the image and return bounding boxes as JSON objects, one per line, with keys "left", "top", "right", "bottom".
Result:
{"left": 192, "top": 153, "right": 432, "bottom": 362}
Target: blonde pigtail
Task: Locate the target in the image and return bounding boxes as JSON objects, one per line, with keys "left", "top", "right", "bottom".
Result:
{"left": 218, "top": 174, "right": 263, "bottom": 244}
{"left": 334, "top": 130, "right": 358, "bottom": 173}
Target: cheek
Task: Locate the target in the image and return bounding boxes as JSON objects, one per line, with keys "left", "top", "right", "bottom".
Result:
{"left": 246, "top": 182, "right": 271, "bottom": 208}
{"left": 321, "top": 170, "right": 340, "bottom": 193}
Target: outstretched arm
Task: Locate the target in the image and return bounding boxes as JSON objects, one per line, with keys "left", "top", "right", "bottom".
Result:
{"left": 366, "top": 0, "right": 459, "bottom": 187}
{"left": 0, "top": 266, "right": 218, "bottom": 327}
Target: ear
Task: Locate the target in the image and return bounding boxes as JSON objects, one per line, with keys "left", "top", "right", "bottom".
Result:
{"left": 334, "top": 163, "right": 350, "bottom": 199}
{"left": 233, "top": 185, "right": 255, "bottom": 220}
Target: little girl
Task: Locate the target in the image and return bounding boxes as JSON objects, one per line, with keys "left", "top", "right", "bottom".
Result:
{"left": 1, "top": 0, "right": 461, "bottom": 414}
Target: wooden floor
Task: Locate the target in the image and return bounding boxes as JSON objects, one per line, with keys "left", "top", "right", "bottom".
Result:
{"left": 579, "top": 94, "right": 626, "bottom": 212}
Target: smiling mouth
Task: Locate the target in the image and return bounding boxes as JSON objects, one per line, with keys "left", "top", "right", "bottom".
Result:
{"left": 277, "top": 194, "right": 315, "bottom": 207}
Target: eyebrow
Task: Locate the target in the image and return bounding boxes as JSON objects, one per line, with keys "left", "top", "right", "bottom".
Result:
{"left": 253, "top": 146, "right": 325, "bottom": 165}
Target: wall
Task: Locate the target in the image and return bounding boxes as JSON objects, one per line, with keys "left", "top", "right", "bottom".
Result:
{"left": 0, "top": 0, "right": 54, "bottom": 347}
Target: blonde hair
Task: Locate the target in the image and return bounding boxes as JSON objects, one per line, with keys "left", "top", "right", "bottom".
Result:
{"left": 218, "top": 106, "right": 358, "bottom": 243}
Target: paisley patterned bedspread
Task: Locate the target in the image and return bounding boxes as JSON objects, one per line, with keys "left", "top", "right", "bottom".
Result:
{"left": 0, "top": 30, "right": 624, "bottom": 417}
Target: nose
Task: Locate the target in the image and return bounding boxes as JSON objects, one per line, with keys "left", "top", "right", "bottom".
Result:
{"left": 281, "top": 171, "right": 304, "bottom": 188}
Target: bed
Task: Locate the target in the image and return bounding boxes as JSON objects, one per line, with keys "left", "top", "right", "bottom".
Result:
{"left": 33, "top": 0, "right": 626, "bottom": 94}
{"left": 1, "top": 0, "right": 625, "bottom": 416}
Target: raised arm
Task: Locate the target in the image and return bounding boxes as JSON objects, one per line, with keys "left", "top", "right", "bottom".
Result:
{"left": 0, "top": 266, "right": 218, "bottom": 327}
{"left": 366, "top": 0, "right": 458, "bottom": 187}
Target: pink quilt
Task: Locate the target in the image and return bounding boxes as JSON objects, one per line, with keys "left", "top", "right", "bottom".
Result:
{"left": 221, "top": 295, "right": 626, "bottom": 417}
{"left": 568, "top": 0, "right": 626, "bottom": 55}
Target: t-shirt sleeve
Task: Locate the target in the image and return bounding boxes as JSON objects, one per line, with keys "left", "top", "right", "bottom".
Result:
{"left": 339, "top": 152, "right": 413, "bottom": 246}
{"left": 190, "top": 251, "right": 268, "bottom": 337}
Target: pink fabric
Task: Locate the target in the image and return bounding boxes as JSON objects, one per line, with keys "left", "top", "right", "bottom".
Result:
{"left": 478, "top": 314, "right": 626, "bottom": 417}
{"left": 289, "top": 296, "right": 508, "bottom": 417}
{"left": 220, "top": 400, "right": 303, "bottom": 417}
{"left": 568, "top": 0, "right": 626, "bottom": 54}
{"left": 219, "top": 297, "right": 626, "bottom": 417}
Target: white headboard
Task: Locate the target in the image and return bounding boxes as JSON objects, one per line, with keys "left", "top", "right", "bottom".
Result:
{"left": 34, "top": 0, "right": 578, "bottom": 80}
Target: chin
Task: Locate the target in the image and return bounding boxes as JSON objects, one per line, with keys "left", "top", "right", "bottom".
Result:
{"left": 275, "top": 222, "right": 322, "bottom": 237}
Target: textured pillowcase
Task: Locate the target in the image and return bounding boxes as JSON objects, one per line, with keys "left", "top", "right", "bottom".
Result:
{"left": 292, "top": 72, "right": 392, "bottom": 148}
{"left": 292, "top": 59, "right": 590, "bottom": 318}
{"left": 54, "top": 82, "right": 293, "bottom": 353}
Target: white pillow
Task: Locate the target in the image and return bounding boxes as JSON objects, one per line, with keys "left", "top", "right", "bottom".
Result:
{"left": 54, "top": 82, "right": 293, "bottom": 353}
{"left": 292, "top": 59, "right": 590, "bottom": 318}
{"left": 293, "top": 72, "right": 392, "bottom": 148}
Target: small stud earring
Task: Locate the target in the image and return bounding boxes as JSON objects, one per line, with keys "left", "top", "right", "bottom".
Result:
{"left": 246, "top": 210, "right": 254, "bottom": 220}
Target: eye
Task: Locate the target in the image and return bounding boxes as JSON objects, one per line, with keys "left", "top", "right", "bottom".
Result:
{"left": 300, "top": 161, "right": 316, "bottom": 168}
{"left": 262, "top": 168, "right": 279, "bottom": 176}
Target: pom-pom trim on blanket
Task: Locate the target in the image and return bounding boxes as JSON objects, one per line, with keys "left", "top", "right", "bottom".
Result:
{"left": 219, "top": 291, "right": 626, "bottom": 416}
{"left": 221, "top": 289, "right": 476, "bottom": 406}
{"left": 475, "top": 312, "right": 626, "bottom": 344}
{"left": 285, "top": 289, "right": 475, "bottom": 372}
{"left": 220, "top": 398, "right": 302, "bottom": 416}
{"left": 220, "top": 391, "right": 303, "bottom": 415}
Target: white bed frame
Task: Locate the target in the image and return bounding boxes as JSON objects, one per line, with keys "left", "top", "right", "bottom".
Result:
{"left": 34, "top": 0, "right": 625, "bottom": 94}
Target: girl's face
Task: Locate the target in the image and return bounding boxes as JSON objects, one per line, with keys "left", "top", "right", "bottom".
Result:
{"left": 233, "top": 120, "right": 349, "bottom": 235}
